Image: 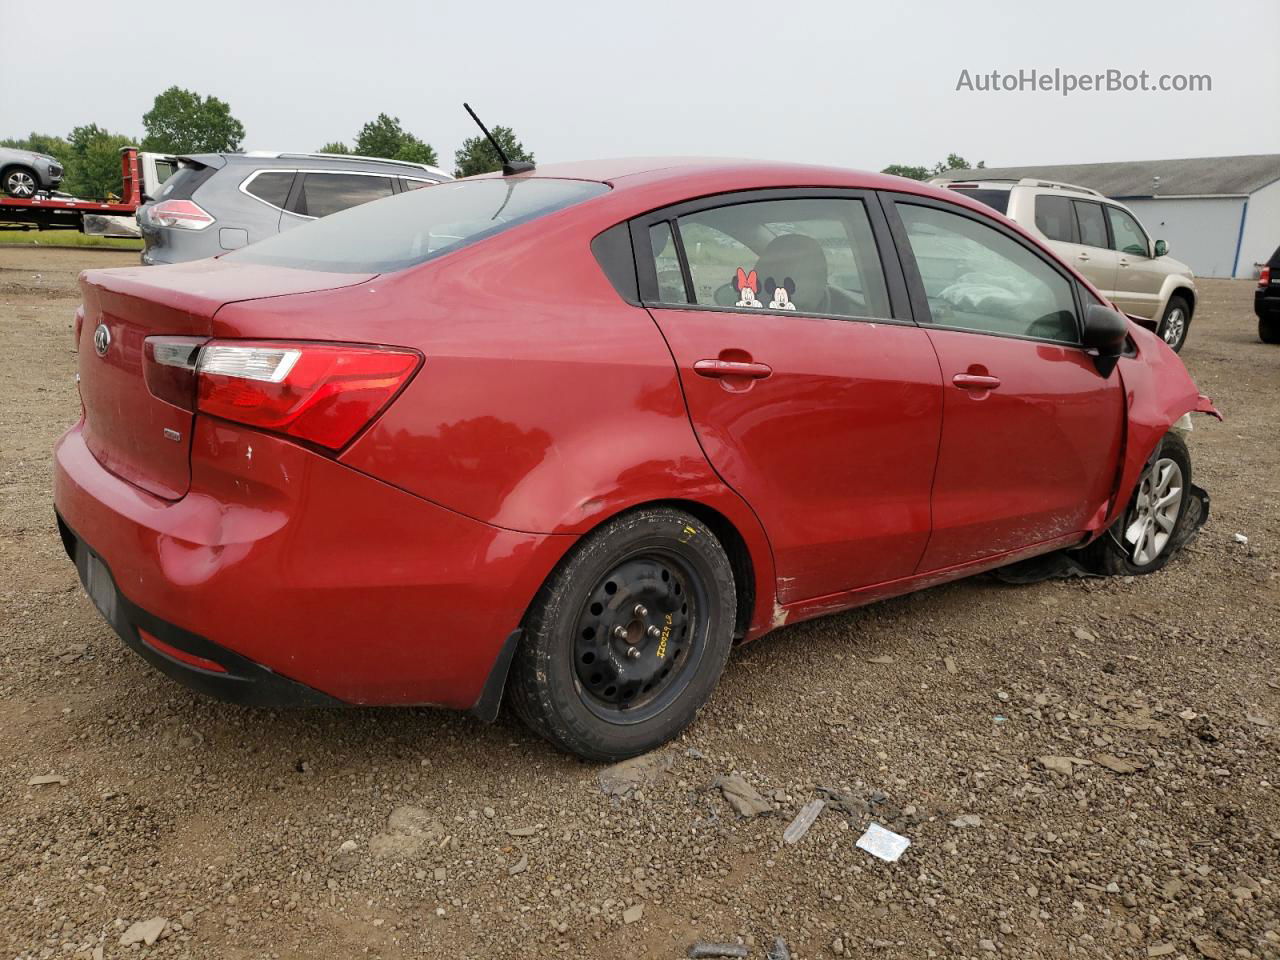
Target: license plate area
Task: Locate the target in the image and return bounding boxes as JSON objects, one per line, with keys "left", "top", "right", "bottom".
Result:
{"left": 82, "top": 549, "right": 119, "bottom": 625}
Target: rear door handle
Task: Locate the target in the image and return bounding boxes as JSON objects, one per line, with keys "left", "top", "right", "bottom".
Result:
{"left": 693, "top": 359, "right": 772, "bottom": 379}
{"left": 952, "top": 373, "right": 1001, "bottom": 390}
{"left": 1077, "top": 253, "right": 1091, "bottom": 262}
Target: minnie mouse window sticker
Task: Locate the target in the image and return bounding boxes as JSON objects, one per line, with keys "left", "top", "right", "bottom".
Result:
{"left": 766, "top": 277, "right": 797, "bottom": 310}
{"left": 733, "top": 268, "right": 763, "bottom": 307}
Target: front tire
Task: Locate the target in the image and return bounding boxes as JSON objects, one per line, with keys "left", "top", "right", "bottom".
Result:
{"left": 1084, "top": 432, "right": 1192, "bottom": 576}
{"left": 3, "top": 166, "right": 40, "bottom": 198}
{"left": 1260, "top": 314, "right": 1280, "bottom": 344}
{"left": 508, "top": 507, "right": 736, "bottom": 761}
{"left": 1158, "top": 295, "right": 1192, "bottom": 352}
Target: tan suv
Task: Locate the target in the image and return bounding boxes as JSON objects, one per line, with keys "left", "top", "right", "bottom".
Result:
{"left": 930, "top": 177, "right": 1197, "bottom": 352}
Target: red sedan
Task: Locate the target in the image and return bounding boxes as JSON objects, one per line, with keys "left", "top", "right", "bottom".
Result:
{"left": 54, "top": 159, "right": 1220, "bottom": 760}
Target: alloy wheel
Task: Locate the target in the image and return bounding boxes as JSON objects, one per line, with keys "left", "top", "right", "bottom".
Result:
{"left": 1124, "top": 457, "right": 1184, "bottom": 565}
{"left": 6, "top": 170, "right": 36, "bottom": 198}
{"left": 1162, "top": 307, "right": 1186, "bottom": 347}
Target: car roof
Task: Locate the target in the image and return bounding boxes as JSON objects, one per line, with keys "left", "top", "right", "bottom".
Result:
{"left": 180, "top": 151, "right": 450, "bottom": 179}
{"left": 516, "top": 157, "right": 927, "bottom": 190}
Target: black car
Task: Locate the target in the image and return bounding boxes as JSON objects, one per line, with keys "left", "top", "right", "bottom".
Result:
{"left": 1258, "top": 245, "right": 1280, "bottom": 344}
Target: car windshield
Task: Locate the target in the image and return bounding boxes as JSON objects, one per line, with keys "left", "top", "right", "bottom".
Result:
{"left": 226, "top": 178, "right": 610, "bottom": 273}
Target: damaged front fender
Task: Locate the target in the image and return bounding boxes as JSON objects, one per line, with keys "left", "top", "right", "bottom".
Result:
{"left": 1101, "top": 326, "right": 1221, "bottom": 534}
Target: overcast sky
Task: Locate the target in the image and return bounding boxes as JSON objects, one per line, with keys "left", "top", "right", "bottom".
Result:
{"left": 3, "top": 0, "right": 1277, "bottom": 172}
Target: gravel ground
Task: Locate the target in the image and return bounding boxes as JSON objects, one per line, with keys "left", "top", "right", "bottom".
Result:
{"left": 1, "top": 248, "right": 1277, "bottom": 960}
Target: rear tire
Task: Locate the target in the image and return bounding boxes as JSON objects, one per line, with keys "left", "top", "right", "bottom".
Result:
{"left": 1157, "top": 295, "right": 1192, "bottom": 352}
{"left": 1083, "top": 432, "right": 1192, "bottom": 576}
{"left": 3, "top": 166, "right": 39, "bottom": 198}
{"left": 1260, "top": 314, "right": 1280, "bottom": 344}
{"left": 508, "top": 507, "right": 736, "bottom": 761}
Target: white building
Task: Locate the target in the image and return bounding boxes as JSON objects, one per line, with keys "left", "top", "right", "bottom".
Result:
{"left": 946, "top": 155, "right": 1280, "bottom": 279}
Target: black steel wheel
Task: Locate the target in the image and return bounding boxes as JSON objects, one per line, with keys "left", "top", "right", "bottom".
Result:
{"left": 508, "top": 507, "right": 736, "bottom": 760}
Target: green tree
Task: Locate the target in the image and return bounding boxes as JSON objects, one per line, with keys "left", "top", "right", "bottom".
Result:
{"left": 931, "top": 153, "right": 972, "bottom": 176}
{"left": 353, "top": 113, "right": 437, "bottom": 166}
{"left": 880, "top": 163, "right": 931, "bottom": 181}
{"left": 882, "top": 153, "right": 983, "bottom": 181}
{"left": 63, "top": 124, "right": 135, "bottom": 199}
{"left": 141, "top": 86, "right": 245, "bottom": 154}
{"left": 453, "top": 125, "right": 533, "bottom": 178}
{"left": 318, "top": 141, "right": 350, "bottom": 154}
{"left": 0, "top": 132, "right": 72, "bottom": 158}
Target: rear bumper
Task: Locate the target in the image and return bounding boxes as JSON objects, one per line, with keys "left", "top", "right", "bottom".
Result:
{"left": 53, "top": 417, "right": 573, "bottom": 709}
{"left": 59, "top": 516, "right": 340, "bottom": 707}
{"left": 1255, "top": 292, "right": 1280, "bottom": 318}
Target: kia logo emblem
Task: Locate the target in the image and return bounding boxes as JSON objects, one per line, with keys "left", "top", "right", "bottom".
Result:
{"left": 93, "top": 323, "right": 111, "bottom": 357}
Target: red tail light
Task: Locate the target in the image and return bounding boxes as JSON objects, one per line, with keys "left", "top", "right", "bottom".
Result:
{"left": 145, "top": 199, "right": 215, "bottom": 230}
{"left": 196, "top": 341, "right": 421, "bottom": 449}
{"left": 1260, "top": 265, "right": 1272, "bottom": 289}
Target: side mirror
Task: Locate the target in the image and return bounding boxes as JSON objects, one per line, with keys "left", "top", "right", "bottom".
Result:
{"left": 1083, "top": 304, "right": 1128, "bottom": 376}
{"left": 1153, "top": 239, "right": 1168, "bottom": 257}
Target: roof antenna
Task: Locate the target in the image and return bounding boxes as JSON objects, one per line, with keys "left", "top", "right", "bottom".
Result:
{"left": 463, "top": 103, "right": 534, "bottom": 176}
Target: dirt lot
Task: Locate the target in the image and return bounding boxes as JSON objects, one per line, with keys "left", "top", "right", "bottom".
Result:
{"left": 1, "top": 247, "right": 1277, "bottom": 960}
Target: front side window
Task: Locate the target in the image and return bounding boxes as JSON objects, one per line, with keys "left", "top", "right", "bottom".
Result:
{"left": 227, "top": 177, "right": 609, "bottom": 273}
{"left": 1034, "top": 195, "right": 1078, "bottom": 243}
{"left": 1073, "top": 200, "right": 1108, "bottom": 249}
{"left": 298, "top": 173, "right": 395, "bottom": 218}
{"left": 898, "top": 202, "right": 1078, "bottom": 343}
{"left": 651, "top": 197, "right": 892, "bottom": 319}
{"left": 1106, "top": 206, "right": 1150, "bottom": 256}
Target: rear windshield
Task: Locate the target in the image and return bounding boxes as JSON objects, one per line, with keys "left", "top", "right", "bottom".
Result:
{"left": 948, "top": 187, "right": 1010, "bottom": 215}
{"left": 156, "top": 161, "right": 216, "bottom": 201}
{"left": 226, "top": 178, "right": 610, "bottom": 273}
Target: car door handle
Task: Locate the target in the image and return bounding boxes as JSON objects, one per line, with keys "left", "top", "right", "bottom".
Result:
{"left": 952, "top": 373, "right": 1001, "bottom": 390}
{"left": 1076, "top": 253, "right": 1091, "bottom": 262}
{"left": 1118, "top": 258, "right": 1130, "bottom": 267}
{"left": 693, "top": 359, "right": 773, "bottom": 379}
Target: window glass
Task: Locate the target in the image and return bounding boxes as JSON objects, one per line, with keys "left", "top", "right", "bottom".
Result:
{"left": 243, "top": 171, "right": 294, "bottom": 209}
{"left": 1106, "top": 206, "right": 1149, "bottom": 256}
{"left": 300, "top": 173, "right": 395, "bottom": 218}
{"left": 950, "top": 188, "right": 1010, "bottom": 215}
{"left": 226, "top": 178, "right": 608, "bottom": 273}
{"left": 898, "top": 203, "right": 1078, "bottom": 343}
{"left": 1073, "top": 201, "right": 1108, "bottom": 249}
{"left": 648, "top": 222, "right": 687, "bottom": 303}
{"left": 1034, "top": 195, "right": 1078, "bottom": 243}
{"left": 663, "top": 198, "right": 891, "bottom": 318}
{"left": 403, "top": 178, "right": 434, "bottom": 191}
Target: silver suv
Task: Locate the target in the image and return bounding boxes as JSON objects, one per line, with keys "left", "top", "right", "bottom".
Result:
{"left": 931, "top": 177, "right": 1198, "bottom": 352}
{"left": 138, "top": 151, "right": 451, "bottom": 265}
{"left": 1, "top": 147, "right": 64, "bottom": 197}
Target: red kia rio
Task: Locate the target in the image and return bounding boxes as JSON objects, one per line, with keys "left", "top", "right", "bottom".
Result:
{"left": 53, "top": 159, "right": 1220, "bottom": 760}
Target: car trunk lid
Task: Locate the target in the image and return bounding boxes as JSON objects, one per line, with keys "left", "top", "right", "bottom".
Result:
{"left": 76, "top": 259, "right": 375, "bottom": 500}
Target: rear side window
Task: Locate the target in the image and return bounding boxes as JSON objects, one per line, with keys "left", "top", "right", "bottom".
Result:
{"left": 226, "top": 178, "right": 609, "bottom": 273}
{"left": 242, "top": 171, "right": 294, "bottom": 209}
{"left": 656, "top": 197, "right": 892, "bottom": 319}
{"left": 1073, "top": 201, "right": 1108, "bottom": 249}
{"left": 1035, "top": 195, "right": 1078, "bottom": 243}
{"left": 298, "top": 173, "right": 395, "bottom": 218}
{"left": 897, "top": 202, "right": 1078, "bottom": 343}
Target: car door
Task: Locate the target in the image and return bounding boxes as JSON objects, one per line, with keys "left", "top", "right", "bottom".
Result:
{"left": 883, "top": 194, "right": 1125, "bottom": 571}
{"left": 1106, "top": 204, "right": 1163, "bottom": 319}
{"left": 278, "top": 171, "right": 397, "bottom": 233}
{"left": 634, "top": 191, "right": 943, "bottom": 605}
{"left": 1069, "top": 199, "right": 1121, "bottom": 302}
